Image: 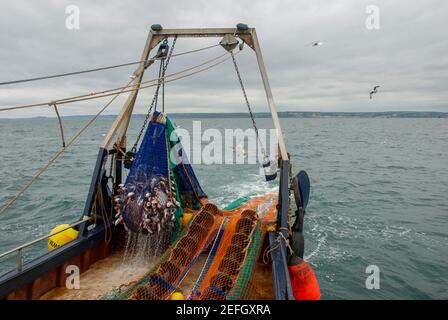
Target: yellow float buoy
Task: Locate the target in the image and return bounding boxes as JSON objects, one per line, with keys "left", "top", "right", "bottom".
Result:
{"left": 48, "top": 224, "right": 78, "bottom": 251}
{"left": 170, "top": 291, "right": 185, "bottom": 300}
{"left": 180, "top": 213, "right": 193, "bottom": 228}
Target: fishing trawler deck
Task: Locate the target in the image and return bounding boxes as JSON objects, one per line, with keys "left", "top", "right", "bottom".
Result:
{"left": 39, "top": 251, "right": 206, "bottom": 300}
{"left": 40, "top": 250, "right": 151, "bottom": 300}
{"left": 40, "top": 251, "right": 274, "bottom": 300}
{"left": 39, "top": 193, "right": 278, "bottom": 300}
{"left": 0, "top": 25, "right": 310, "bottom": 301}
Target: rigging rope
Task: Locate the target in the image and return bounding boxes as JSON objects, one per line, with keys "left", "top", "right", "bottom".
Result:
{"left": 0, "top": 44, "right": 220, "bottom": 87}
{"left": 0, "top": 51, "right": 240, "bottom": 216}
{"left": 0, "top": 51, "right": 230, "bottom": 113}
{"left": 92, "top": 179, "right": 113, "bottom": 244}
{"left": 0, "top": 78, "right": 134, "bottom": 216}
{"left": 51, "top": 103, "right": 66, "bottom": 147}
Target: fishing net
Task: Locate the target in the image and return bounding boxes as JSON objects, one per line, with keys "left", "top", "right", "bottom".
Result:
{"left": 189, "top": 209, "right": 263, "bottom": 300}
{"left": 103, "top": 207, "right": 267, "bottom": 300}
{"left": 166, "top": 117, "right": 207, "bottom": 210}
{"left": 223, "top": 196, "right": 252, "bottom": 210}
{"left": 113, "top": 112, "right": 207, "bottom": 260}
{"left": 103, "top": 203, "right": 223, "bottom": 300}
{"left": 103, "top": 193, "right": 278, "bottom": 300}
{"left": 103, "top": 112, "right": 278, "bottom": 300}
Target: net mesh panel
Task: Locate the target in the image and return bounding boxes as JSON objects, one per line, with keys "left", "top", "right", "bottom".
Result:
{"left": 116, "top": 112, "right": 209, "bottom": 257}
{"left": 223, "top": 196, "right": 252, "bottom": 210}
{"left": 104, "top": 211, "right": 265, "bottom": 300}
{"left": 189, "top": 194, "right": 278, "bottom": 300}
{"left": 103, "top": 194, "right": 278, "bottom": 300}
{"left": 227, "top": 224, "right": 262, "bottom": 300}
{"left": 188, "top": 216, "right": 228, "bottom": 298}
{"left": 118, "top": 112, "right": 180, "bottom": 252}
{"left": 122, "top": 113, "right": 169, "bottom": 231}
{"left": 103, "top": 111, "right": 281, "bottom": 300}
{"left": 189, "top": 209, "right": 262, "bottom": 300}
{"left": 103, "top": 204, "right": 223, "bottom": 300}
{"left": 164, "top": 118, "right": 185, "bottom": 240}
{"left": 166, "top": 117, "right": 206, "bottom": 209}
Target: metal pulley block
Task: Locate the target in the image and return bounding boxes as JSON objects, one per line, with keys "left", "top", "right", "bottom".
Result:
{"left": 220, "top": 34, "right": 239, "bottom": 52}
{"left": 124, "top": 150, "right": 136, "bottom": 169}
{"left": 154, "top": 39, "right": 170, "bottom": 60}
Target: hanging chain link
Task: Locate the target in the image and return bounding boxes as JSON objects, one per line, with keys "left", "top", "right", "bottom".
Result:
{"left": 154, "top": 59, "right": 164, "bottom": 112}
{"left": 131, "top": 36, "right": 177, "bottom": 152}
{"left": 230, "top": 50, "right": 268, "bottom": 160}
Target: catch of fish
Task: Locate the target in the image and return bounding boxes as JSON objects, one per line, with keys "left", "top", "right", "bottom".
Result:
{"left": 114, "top": 175, "right": 180, "bottom": 235}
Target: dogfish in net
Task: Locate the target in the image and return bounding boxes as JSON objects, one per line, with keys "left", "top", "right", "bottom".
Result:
{"left": 115, "top": 175, "right": 180, "bottom": 233}
{"left": 113, "top": 111, "right": 205, "bottom": 259}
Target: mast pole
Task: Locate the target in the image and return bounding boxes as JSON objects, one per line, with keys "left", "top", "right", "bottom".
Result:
{"left": 101, "top": 31, "right": 159, "bottom": 149}
{"left": 251, "top": 29, "right": 288, "bottom": 161}
{"left": 251, "top": 28, "right": 293, "bottom": 300}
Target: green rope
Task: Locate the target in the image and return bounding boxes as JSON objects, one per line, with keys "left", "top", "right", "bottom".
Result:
{"left": 227, "top": 223, "right": 262, "bottom": 300}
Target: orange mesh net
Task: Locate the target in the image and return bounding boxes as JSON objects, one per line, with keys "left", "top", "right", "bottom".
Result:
{"left": 190, "top": 209, "right": 257, "bottom": 300}
{"left": 132, "top": 205, "right": 223, "bottom": 300}
{"left": 103, "top": 193, "right": 278, "bottom": 300}
{"left": 188, "top": 194, "right": 277, "bottom": 300}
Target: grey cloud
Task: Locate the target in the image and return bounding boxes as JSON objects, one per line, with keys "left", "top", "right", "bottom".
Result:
{"left": 0, "top": 0, "right": 447, "bottom": 118}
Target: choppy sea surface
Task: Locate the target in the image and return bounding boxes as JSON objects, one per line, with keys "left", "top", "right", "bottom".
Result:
{"left": 0, "top": 116, "right": 447, "bottom": 299}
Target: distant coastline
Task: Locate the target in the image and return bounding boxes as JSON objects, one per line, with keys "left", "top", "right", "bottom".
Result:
{"left": 2, "top": 111, "right": 448, "bottom": 120}
{"left": 169, "top": 111, "right": 448, "bottom": 118}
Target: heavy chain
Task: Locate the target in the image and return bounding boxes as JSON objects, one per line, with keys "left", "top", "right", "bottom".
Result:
{"left": 230, "top": 50, "right": 267, "bottom": 159}
{"left": 132, "top": 36, "right": 177, "bottom": 152}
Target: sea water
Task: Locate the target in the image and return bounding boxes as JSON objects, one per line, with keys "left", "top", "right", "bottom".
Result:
{"left": 0, "top": 116, "right": 447, "bottom": 299}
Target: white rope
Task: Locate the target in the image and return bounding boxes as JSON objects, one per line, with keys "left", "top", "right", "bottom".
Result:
{"left": 0, "top": 44, "right": 220, "bottom": 86}
{"left": 0, "top": 52, "right": 239, "bottom": 216}
{"left": 0, "top": 78, "right": 133, "bottom": 216}
{"left": 0, "top": 51, "right": 232, "bottom": 112}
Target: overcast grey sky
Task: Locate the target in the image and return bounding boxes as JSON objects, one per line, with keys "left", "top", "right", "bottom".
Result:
{"left": 0, "top": 0, "right": 447, "bottom": 118}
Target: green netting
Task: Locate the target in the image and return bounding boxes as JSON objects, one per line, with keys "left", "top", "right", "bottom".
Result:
{"left": 226, "top": 223, "right": 262, "bottom": 300}
{"left": 102, "top": 196, "right": 263, "bottom": 301}
{"left": 166, "top": 117, "right": 204, "bottom": 211}
{"left": 165, "top": 119, "right": 184, "bottom": 241}
{"left": 223, "top": 196, "right": 251, "bottom": 210}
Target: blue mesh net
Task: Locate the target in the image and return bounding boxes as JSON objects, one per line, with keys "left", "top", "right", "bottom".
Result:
{"left": 117, "top": 112, "right": 207, "bottom": 240}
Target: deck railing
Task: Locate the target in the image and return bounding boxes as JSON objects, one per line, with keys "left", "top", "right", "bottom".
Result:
{"left": 0, "top": 216, "right": 91, "bottom": 273}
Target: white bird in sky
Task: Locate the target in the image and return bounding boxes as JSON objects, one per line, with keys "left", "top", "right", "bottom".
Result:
{"left": 370, "top": 85, "right": 381, "bottom": 99}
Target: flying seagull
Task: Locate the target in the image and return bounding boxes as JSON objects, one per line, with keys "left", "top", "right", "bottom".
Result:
{"left": 370, "top": 86, "right": 380, "bottom": 99}
{"left": 306, "top": 41, "right": 323, "bottom": 47}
